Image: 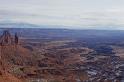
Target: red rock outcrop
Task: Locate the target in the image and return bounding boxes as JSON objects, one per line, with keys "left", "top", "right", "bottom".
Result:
{"left": 0, "top": 30, "right": 31, "bottom": 82}
{"left": 0, "top": 30, "right": 18, "bottom": 46}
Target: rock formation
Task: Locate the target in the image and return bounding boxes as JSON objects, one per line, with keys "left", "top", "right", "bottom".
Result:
{"left": 14, "top": 33, "right": 19, "bottom": 45}
{"left": 0, "top": 30, "right": 19, "bottom": 46}
{"left": 0, "top": 30, "right": 22, "bottom": 82}
{"left": 0, "top": 30, "right": 33, "bottom": 82}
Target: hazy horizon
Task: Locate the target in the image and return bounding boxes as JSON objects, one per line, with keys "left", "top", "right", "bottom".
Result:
{"left": 0, "top": 0, "right": 124, "bottom": 30}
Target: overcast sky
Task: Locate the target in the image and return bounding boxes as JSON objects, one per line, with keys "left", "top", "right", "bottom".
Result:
{"left": 0, "top": 0, "right": 124, "bottom": 29}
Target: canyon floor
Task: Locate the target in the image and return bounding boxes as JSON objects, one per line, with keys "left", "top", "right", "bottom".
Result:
{"left": 0, "top": 28, "right": 124, "bottom": 82}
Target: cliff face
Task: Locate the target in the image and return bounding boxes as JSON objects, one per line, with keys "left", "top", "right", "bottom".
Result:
{"left": 0, "top": 30, "right": 22, "bottom": 82}
{"left": 0, "top": 30, "right": 33, "bottom": 66}
{"left": 0, "top": 30, "right": 18, "bottom": 46}
{"left": 0, "top": 30, "right": 18, "bottom": 65}
{"left": 0, "top": 30, "right": 32, "bottom": 82}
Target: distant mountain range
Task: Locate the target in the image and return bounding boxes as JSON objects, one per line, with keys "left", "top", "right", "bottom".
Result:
{"left": 0, "top": 22, "right": 41, "bottom": 28}
{"left": 0, "top": 22, "right": 124, "bottom": 30}
{"left": 0, "top": 23, "right": 124, "bottom": 41}
{"left": 0, "top": 22, "right": 75, "bottom": 29}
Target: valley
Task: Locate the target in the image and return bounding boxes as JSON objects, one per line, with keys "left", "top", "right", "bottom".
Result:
{"left": 0, "top": 28, "right": 124, "bottom": 82}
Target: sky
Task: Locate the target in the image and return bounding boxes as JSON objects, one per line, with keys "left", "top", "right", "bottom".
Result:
{"left": 0, "top": 0, "right": 124, "bottom": 29}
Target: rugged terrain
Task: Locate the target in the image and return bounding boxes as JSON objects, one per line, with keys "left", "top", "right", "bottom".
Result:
{"left": 0, "top": 28, "right": 124, "bottom": 82}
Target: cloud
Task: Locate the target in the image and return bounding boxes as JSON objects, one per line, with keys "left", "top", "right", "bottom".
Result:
{"left": 0, "top": 0, "right": 124, "bottom": 29}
